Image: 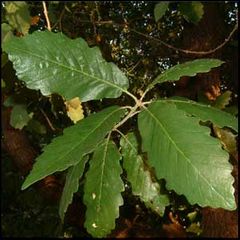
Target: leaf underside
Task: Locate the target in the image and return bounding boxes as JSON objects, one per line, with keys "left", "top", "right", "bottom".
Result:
{"left": 2, "top": 31, "right": 129, "bottom": 102}
{"left": 151, "top": 59, "right": 224, "bottom": 88}
{"left": 84, "top": 139, "right": 124, "bottom": 238}
{"left": 120, "top": 132, "right": 169, "bottom": 216}
{"left": 22, "top": 106, "right": 126, "bottom": 190}
{"left": 59, "top": 156, "right": 88, "bottom": 221}
{"left": 167, "top": 97, "right": 238, "bottom": 132}
{"left": 138, "top": 101, "right": 236, "bottom": 210}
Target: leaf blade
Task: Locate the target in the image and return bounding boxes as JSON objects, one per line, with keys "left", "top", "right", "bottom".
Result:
{"left": 59, "top": 156, "right": 88, "bottom": 221}
{"left": 178, "top": 2, "right": 204, "bottom": 24}
{"left": 84, "top": 139, "right": 124, "bottom": 237}
{"left": 151, "top": 59, "right": 224, "bottom": 88}
{"left": 22, "top": 106, "right": 126, "bottom": 190}
{"left": 167, "top": 97, "right": 238, "bottom": 132}
{"left": 138, "top": 101, "right": 236, "bottom": 210}
{"left": 3, "top": 31, "right": 129, "bottom": 102}
{"left": 120, "top": 132, "right": 169, "bottom": 216}
{"left": 154, "top": 2, "right": 169, "bottom": 22}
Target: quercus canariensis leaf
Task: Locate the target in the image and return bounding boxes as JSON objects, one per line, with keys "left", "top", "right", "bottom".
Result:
{"left": 84, "top": 139, "right": 124, "bottom": 238}
{"left": 2, "top": 31, "right": 129, "bottom": 102}
{"left": 150, "top": 59, "right": 224, "bottom": 89}
{"left": 138, "top": 101, "right": 236, "bottom": 210}
{"left": 59, "top": 156, "right": 88, "bottom": 221}
{"left": 120, "top": 132, "right": 169, "bottom": 216}
{"left": 22, "top": 106, "right": 126, "bottom": 190}
{"left": 167, "top": 97, "right": 238, "bottom": 132}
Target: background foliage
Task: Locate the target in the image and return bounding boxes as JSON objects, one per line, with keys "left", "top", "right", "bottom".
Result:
{"left": 1, "top": 1, "right": 238, "bottom": 238}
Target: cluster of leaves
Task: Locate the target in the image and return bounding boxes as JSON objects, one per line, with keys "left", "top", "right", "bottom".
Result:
{"left": 2, "top": 29, "right": 238, "bottom": 237}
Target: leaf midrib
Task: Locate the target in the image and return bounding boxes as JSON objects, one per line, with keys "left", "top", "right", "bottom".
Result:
{"left": 96, "top": 139, "right": 110, "bottom": 215}
{"left": 8, "top": 47, "right": 128, "bottom": 95}
{"left": 23, "top": 107, "right": 123, "bottom": 188}
{"left": 144, "top": 107, "right": 228, "bottom": 203}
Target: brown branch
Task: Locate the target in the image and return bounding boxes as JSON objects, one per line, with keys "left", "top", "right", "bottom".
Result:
{"left": 80, "top": 19, "right": 238, "bottom": 56}
{"left": 52, "top": 6, "right": 65, "bottom": 30}
{"left": 130, "top": 22, "right": 238, "bottom": 56}
{"left": 40, "top": 108, "right": 56, "bottom": 131}
{"left": 42, "top": 1, "right": 51, "bottom": 31}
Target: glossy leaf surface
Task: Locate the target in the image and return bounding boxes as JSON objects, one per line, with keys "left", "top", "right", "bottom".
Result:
{"left": 150, "top": 59, "right": 224, "bottom": 88}
{"left": 84, "top": 139, "right": 124, "bottom": 237}
{"left": 120, "top": 132, "right": 169, "bottom": 216}
{"left": 138, "top": 101, "right": 236, "bottom": 210}
{"left": 22, "top": 106, "right": 126, "bottom": 190}
{"left": 3, "top": 31, "right": 129, "bottom": 102}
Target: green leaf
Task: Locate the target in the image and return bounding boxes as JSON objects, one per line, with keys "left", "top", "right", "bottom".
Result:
{"left": 166, "top": 97, "right": 238, "bottom": 132}
{"left": 150, "top": 59, "right": 224, "bottom": 89}
{"left": 1, "top": 23, "right": 14, "bottom": 44}
{"left": 178, "top": 2, "right": 204, "bottom": 24}
{"left": 3, "top": 96, "right": 16, "bottom": 107}
{"left": 3, "top": 31, "right": 129, "bottom": 102}
{"left": 22, "top": 106, "right": 126, "bottom": 190}
{"left": 5, "top": 1, "right": 31, "bottom": 35}
{"left": 84, "top": 139, "right": 124, "bottom": 238}
{"left": 120, "top": 132, "right": 169, "bottom": 216}
{"left": 212, "top": 90, "right": 232, "bottom": 109}
{"left": 10, "top": 104, "right": 32, "bottom": 129}
{"left": 154, "top": 2, "right": 169, "bottom": 22}
{"left": 59, "top": 156, "right": 88, "bottom": 221}
{"left": 138, "top": 101, "right": 236, "bottom": 210}
{"left": 26, "top": 119, "right": 47, "bottom": 135}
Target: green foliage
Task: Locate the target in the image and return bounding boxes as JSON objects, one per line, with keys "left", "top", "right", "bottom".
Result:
{"left": 22, "top": 106, "right": 126, "bottom": 190}
{"left": 59, "top": 156, "right": 88, "bottom": 221}
{"left": 2, "top": 31, "right": 129, "bottom": 102}
{"left": 120, "top": 132, "right": 169, "bottom": 216}
{"left": 83, "top": 139, "right": 124, "bottom": 237}
{"left": 10, "top": 104, "right": 33, "bottom": 130}
{"left": 178, "top": 2, "right": 204, "bottom": 24}
{"left": 138, "top": 101, "right": 235, "bottom": 210}
{"left": 3, "top": 30, "right": 238, "bottom": 237}
{"left": 4, "top": 1, "right": 31, "bottom": 35}
{"left": 154, "top": 2, "right": 169, "bottom": 22}
{"left": 1, "top": 23, "right": 14, "bottom": 43}
{"left": 212, "top": 90, "right": 232, "bottom": 109}
{"left": 150, "top": 59, "right": 224, "bottom": 89}
{"left": 168, "top": 97, "right": 238, "bottom": 132}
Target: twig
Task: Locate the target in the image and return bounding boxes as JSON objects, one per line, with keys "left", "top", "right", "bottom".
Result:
{"left": 130, "top": 22, "right": 238, "bottom": 56}
{"left": 40, "top": 108, "right": 56, "bottom": 131}
{"left": 52, "top": 6, "right": 65, "bottom": 30}
{"left": 113, "top": 104, "right": 138, "bottom": 130}
{"left": 79, "top": 19, "right": 238, "bottom": 56}
{"left": 42, "top": 1, "right": 51, "bottom": 31}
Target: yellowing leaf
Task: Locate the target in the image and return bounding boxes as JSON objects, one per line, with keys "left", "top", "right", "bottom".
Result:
{"left": 65, "top": 97, "right": 84, "bottom": 123}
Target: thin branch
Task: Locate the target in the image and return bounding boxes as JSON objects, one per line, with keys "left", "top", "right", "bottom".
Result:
{"left": 40, "top": 108, "right": 56, "bottom": 131}
{"left": 130, "top": 22, "right": 238, "bottom": 56}
{"left": 113, "top": 104, "right": 138, "bottom": 130}
{"left": 52, "top": 6, "right": 65, "bottom": 30}
{"left": 80, "top": 19, "right": 238, "bottom": 56}
{"left": 42, "top": 1, "right": 51, "bottom": 31}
